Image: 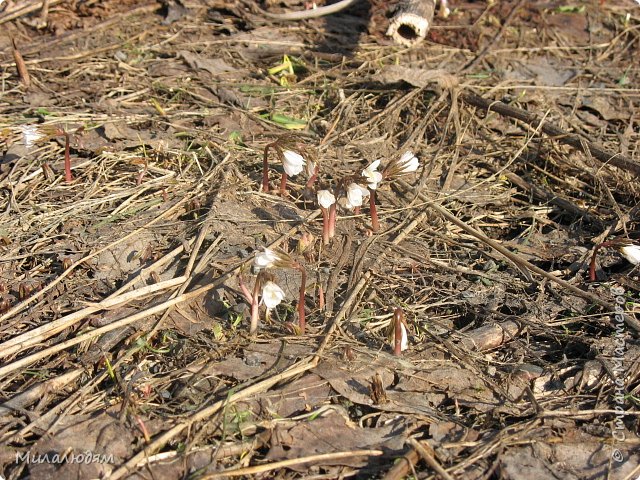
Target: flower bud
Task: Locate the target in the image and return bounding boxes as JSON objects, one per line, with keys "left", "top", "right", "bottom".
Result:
{"left": 261, "top": 281, "right": 286, "bottom": 310}
{"left": 362, "top": 160, "right": 383, "bottom": 189}
{"left": 317, "top": 189, "right": 336, "bottom": 209}
{"left": 282, "top": 149, "right": 306, "bottom": 177}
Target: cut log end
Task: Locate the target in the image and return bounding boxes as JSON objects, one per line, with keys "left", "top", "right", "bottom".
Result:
{"left": 386, "top": 13, "right": 430, "bottom": 46}
{"left": 386, "top": 0, "right": 436, "bottom": 46}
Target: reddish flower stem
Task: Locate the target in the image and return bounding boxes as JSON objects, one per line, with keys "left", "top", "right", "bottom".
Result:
{"left": 136, "top": 167, "right": 147, "bottom": 186}
{"left": 306, "top": 164, "right": 319, "bottom": 189}
{"left": 63, "top": 132, "right": 72, "bottom": 182}
{"left": 369, "top": 189, "right": 379, "bottom": 232}
{"left": 262, "top": 144, "right": 271, "bottom": 192}
{"left": 393, "top": 307, "right": 404, "bottom": 356}
{"left": 279, "top": 172, "right": 288, "bottom": 195}
{"left": 321, "top": 207, "right": 329, "bottom": 245}
{"left": 328, "top": 204, "right": 336, "bottom": 238}
{"left": 238, "top": 276, "right": 253, "bottom": 304}
{"left": 249, "top": 278, "right": 261, "bottom": 335}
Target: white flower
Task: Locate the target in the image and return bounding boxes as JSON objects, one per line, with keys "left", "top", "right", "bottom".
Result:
{"left": 619, "top": 244, "right": 640, "bottom": 265}
{"left": 317, "top": 190, "right": 336, "bottom": 209}
{"left": 282, "top": 149, "right": 306, "bottom": 177}
{"left": 397, "top": 151, "right": 419, "bottom": 174}
{"left": 344, "top": 183, "right": 369, "bottom": 209}
{"left": 362, "top": 160, "right": 383, "bottom": 189}
{"left": 399, "top": 323, "right": 408, "bottom": 351}
{"left": 261, "top": 281, "right": 285, "bottom": 310}
{"left": 253, "top": 248, "right": 280, "bottom": 271}
{"left": 21, "top": 125, "right": 44, "bottom": 149}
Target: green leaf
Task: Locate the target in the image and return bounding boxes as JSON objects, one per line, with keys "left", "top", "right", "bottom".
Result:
{"left": 264, "top": 112, "right": 307, "bottom": 130}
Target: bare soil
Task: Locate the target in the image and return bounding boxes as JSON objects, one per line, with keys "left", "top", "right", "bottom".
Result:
{"left": 1, "top": 0, "right": 639, "bottom": 479}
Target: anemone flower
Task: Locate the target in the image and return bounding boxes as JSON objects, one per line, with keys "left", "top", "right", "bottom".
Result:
{"left": 21, "top": 125, "right": 44, "bottom": 149}
{"left": 253, "top": 248, "right": 280, "bottom": 272}
{"left": 261, "top": 281, "right": 286, "bottom": 310}
{"left": 344, "top": 183, "right": 370, "bottom": 210}
{"left": 279, "top": 149, "right": 306, "bottom": 195}
{"left": 383, "top": 150, "right": 420, "bottom": 180}
{"left": 262, "top": 139, "right": 310, "bottom": 194}
{"left": 362, "top": 160, "right": 383, "bottom": 190}
{"left": 619, "top": 242, "right": 640, "bottom": 264}
{"left": 396, "top": 151, "right": 419, "bottom": 174}
{"left": 253, "top": 247, "right": 293, "bottom": 273}
{"left": 282, "top": 150, "right": 306, "bottom": 176}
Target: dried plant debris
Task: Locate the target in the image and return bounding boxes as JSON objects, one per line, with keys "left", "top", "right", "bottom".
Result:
{"left": 0, "top": 0, "right": 639, "bottom": 479}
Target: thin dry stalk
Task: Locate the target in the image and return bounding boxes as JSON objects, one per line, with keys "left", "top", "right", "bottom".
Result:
{"left": 11, "top": 38, "right": 30, "bottom": 88}
{"left": 0, "top": 276, "right": 187, "bottom": 360}
{"left": 201, "top": 450, "right": 384, "bottom": 478}
{"left": 0, "top": 195, "right": 193, "bottom": 325}
{"left": 0, "top": 368, "right": 83, "bottom": 417}
{"left": 407, "top": 437, "right": 456, "bottom": 480}
{"left": 0, "top": 282, "right": 208, "bottom": 378}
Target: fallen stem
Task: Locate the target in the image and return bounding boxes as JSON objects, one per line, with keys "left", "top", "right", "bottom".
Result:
{"left": 63, "top": 131, "right": 72, "bottom": 182}
{"left": 461, "top": 92, "right": 640, "bottom": 176}
{"left": 393, "top": 307, "right": 404, "bottom": 356}
{"left": 297, "top": 265, "right": 307, "bottom": 334}
{"left": 407, "top": 437, "right": 455, "bottom": 480}
{"left": 405, "top": 183, "right": 640, "bottom": 332}
{"left": 205, "top": 450, "right": 383, "bottom": 478}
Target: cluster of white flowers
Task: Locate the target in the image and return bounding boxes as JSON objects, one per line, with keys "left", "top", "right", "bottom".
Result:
{"left": 250, "top": 143, "right": 421, "bottom": 336}
{"left": 339, "top": 150, "right": 419, "bottom": 212}
{"left": 249, "top": 248, "right": 288, "bottom": 311}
